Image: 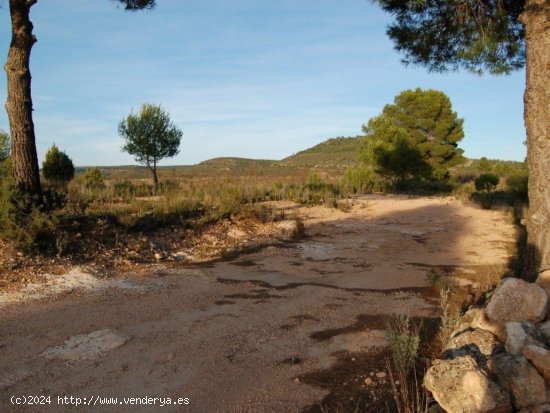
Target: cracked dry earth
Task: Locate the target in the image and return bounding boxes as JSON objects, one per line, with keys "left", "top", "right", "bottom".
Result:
{"left": 0, "top": 195, "right": 516, "bottom": 412}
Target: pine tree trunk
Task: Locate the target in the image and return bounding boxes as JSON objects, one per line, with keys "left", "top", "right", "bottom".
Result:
{"left": 521, "top": 0, "right": 550, "bottom": 273}
{"left": 4, "top": 0, "right": 41, "bottom": 195}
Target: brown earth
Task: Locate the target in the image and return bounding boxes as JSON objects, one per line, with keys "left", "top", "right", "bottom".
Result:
{"left": 0, "top": 195, "right": 516, "bottom": 412}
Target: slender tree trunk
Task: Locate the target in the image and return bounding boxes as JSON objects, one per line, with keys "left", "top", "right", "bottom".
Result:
{"left": 151, "top": 159, "right": 158, "bottom": 195}
{"left": 521, "top": 0, "right": 550, "bottom": 274}
{"left": 5, "top": 0, "right": 41, "bottom": 195}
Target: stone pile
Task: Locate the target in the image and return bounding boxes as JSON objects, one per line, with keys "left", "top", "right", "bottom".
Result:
{"left": 425, "top": 275, "right": 550, "bottom": 413}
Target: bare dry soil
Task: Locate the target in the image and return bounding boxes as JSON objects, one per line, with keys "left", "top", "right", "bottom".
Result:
{"left": 0, "top": 195, "right": 516, "bottom": 412}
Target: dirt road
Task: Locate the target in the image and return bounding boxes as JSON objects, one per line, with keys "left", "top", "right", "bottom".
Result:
{"left": 0, "top": 195, "right": 516, "bottom": 412}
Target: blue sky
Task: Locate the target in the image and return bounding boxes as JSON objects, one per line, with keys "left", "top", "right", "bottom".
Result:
{"left": 0, "top": 0, "right": 526, "bottom": 166}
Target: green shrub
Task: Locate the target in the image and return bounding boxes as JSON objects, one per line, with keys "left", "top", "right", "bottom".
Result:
{"left": 135, "top": 183, "right": 154, "bottom": 197}
{"left": 471, "top": 189, "right": 526, "bottom": 210}
{"left": 306, "top": 173, "right": 324, "bottom": 191}
{"left": 0, "top": 130, "right": 10, "bottom": 163}
{"left": 81, "top": 168, "right": 105, "bottom": 189}
{"left": 0, "top": 157, "right": 12, "bottom": 183}
{"left": 157, "top": 179, "right": 180, "bottom": 195}
{"left": 477, "top": 156, "right": 492, "bottom": 172}
{"left": 341, "top": 166, "right": 386, "bottom": 194}
{"left": 0, "top": 184, "right": 60, "bottom": 253}
{"left": 113, "top": 180, "right": 136, "bottom": 202}
{"left": 385, "top": 315, "right": 421, "bottom": 373}
{"left": 394, "top": 178, "right": 453, "bottom": 195}
{"left": 42, "top": 144, "right": 75, "bottom": 185}
{"left": 474, "top": 173, "right": 499, "bottom": 192}
{"left": 454, "top": 173, "right": 476, "bottom": 184}
{"left": 453, "top": 181, "right": 475, "bottom": 199}
{"left": 506, "top": 174, "right": 528, "bottom": 202}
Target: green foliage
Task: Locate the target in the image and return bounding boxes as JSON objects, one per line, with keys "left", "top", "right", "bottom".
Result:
{"left": 0, "top": 158, "right": 14, "bottom": 220}
{"left": 306, "top": 173, "right": 324, "bottom": 190}
{"left": 281, "top": 136, "right": 362, "bottom": 169}
{"left": 0, "top": 173, "right": 61, "bottom": 253}
{"left": 116, "top": 0, "right": 155, "bottom": 10}
{"left": 113, "top": 180, "right": 136, "bottom": 202}
{"left": 372, "top": 136, "right": 432, "bottom": 185}
{"left": 341, "top": 165, "right": 386, "bottom": 194}
{"left": 362, "top": 88, "right": 464, "bottom": 182}
{"left": 0, "top": 157, "right": 12, "bottom": 183}
{"left": 119, "top": 103, "right": 182, "bottom": 180}
{"left": 471, "top": 190, "right": 524, "bottom": 210}
{"left": 474, "top": 173, "right": 499, "bottom": 192}
{"left": 305, "top": 173, "right": 339, "bottom": 194}
{"left": 42, "top": 144, "right": 75, "bottom": 185}
{"left": 506, "top": 173, "right": 528, "bottom": 202}
{"left": 385, "top": 315, "right": 421, "bottom": 373}
{"left": 374, "top": 0, "right": 525, "bottom": 74}
{"left": 473, "top": 157, "right": 527, "bottom": 176}
{"left": 81, "top": 168, "right": 105, "bottom": 189}
{"left": 477, "top": 157, "right": 492, "bottom": 172}
{"left": 0, "top": 130, "right": 10, "bottom": 163}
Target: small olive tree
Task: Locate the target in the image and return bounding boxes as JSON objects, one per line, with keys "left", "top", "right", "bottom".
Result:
{"left": 119, "top": 103, "right": 182, "bottom": 194}
{"left": 42, "top": 144, "right": 75, "bottom": 186}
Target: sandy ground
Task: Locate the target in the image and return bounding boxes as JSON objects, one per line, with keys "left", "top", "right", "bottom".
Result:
{"left": 0, "top": 195, "right": 516, "bottom": 412}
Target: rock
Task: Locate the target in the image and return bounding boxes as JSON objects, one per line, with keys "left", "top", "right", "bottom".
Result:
{"left": 518, "top": 405, "right": 550, "bottom": 413}
{"left": 540, "top": 321, "right": 550, "bottom": 340}
{"left": 172, "top": 251, "right": 190, "bottom": 261}
{"left": 41, "top": 329, "right": 128, "bottom": 361}
{"left": 0, "top": 368, "right": 33, "bottom": 390}
{"left": 376, "top": 372, "right": 387, "bottom": 378}
{"left": 486, "top": 278, "right": 548, "bottom": 324}
{"left": 472, "top": 309, "right": 507, "bottom": 342}
{"left": 536, "top": 270, "right": 550, "bottom": 300}
{"left": 505, "top": 322, "right": 528, "bottom": 354}
{"left": 505, "top": 322, "right": 543, "bottom": 355}
{"left": 450, "top": 308, "right": 481, "bottom": 338}
{"left": 489, "top": 353, "right": 550, "bottom": 410}
{"left": 445, "top": 329, "right": 502, "bottom": 361}
{"left": 428, "top": 404, "right": 446, "bottom": 413}
{"left": 424, "top": 355, "right": 512, "bottom": 413}
{"left": 228, "top": 228, "right": 247, "bottom": 239}
{"left": 290, "top": 356, "right": 301, "bottom": 364}
{"left": 364, "top": 377, "right": 373, "bottom": 386}
{"left": 523, "top": 345, "right": 550, "bottom": 382}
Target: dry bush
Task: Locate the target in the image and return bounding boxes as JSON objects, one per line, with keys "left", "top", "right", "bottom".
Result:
{"left": 384, "top": 315, "right": 429, "bottom": 413}
{"left": 386, "top": 359, "right": 429, "bottom": 413}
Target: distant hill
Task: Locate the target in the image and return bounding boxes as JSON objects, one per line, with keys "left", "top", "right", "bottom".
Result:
{"left": 76, "top": 136, "right": 364, "bottom": 179}
{"left": 280, "top": 136, "right": 362, "bottom": 169}
{"left": 189, "top": 157, "right": 276, "bottom": 174}
{"left": 75, "top": 135, "right": 526, "bottom": 181}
